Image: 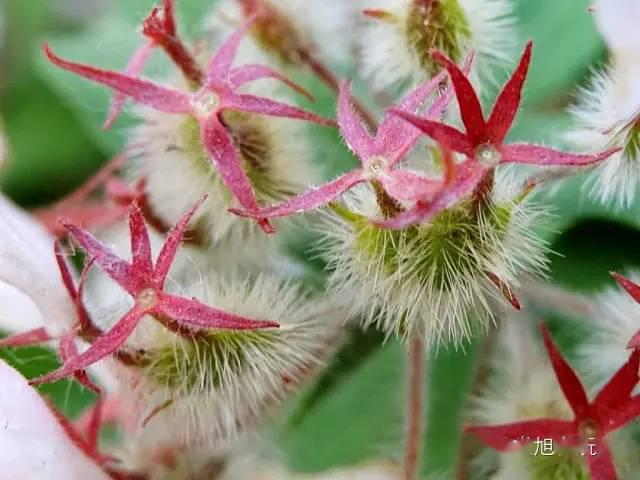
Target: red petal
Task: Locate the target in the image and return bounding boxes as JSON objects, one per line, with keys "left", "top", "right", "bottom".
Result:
{"left": 387, "top": 110, "right": 474, "bottom": 156}
{"left": 153, "top": 197, "right": 207, "bottom": 287}
{"left": 31, "top": 307, "right": 144, "bottom": 386}
{"left": 161, "top": 0, "right": 177, "bottom": 36}
{"left": 338, "top": 81, "right": 375, "bottom": 161}
{"left": 229, "top": 170, "right": 365, "bottom": 220}
{"left": 501, "top": 143, "right": 620, "bottom": 166}
{"left": 229, "top": 64, "right": 314, "bottom": 101}
{"left": 198, "top": 115, "right": 272, "bottom": 232}
{"left": 432, "top": 49, "right": 486, "bottom": 143}
{"left": 603, "top": 395, "right": 640, "bottom": 433}
{"left": 486, "top": 42, "right": 532, "bottom": 144}
{"left": 466, "top": 419, "right": 578, "bottom": 451}
{"left": 205, "top": 16, "right": 256, "bottom": 84}
{"left": 0, "top": 327, "right": 52, "bottom": 348}
{"left": 611, "top": 272, "right": 640, "bottom": 303}
{"left": 540, "top": 324, "right": 590, "bottom": 419}
{"left": 43, "top": 43, "right": 191, "bottom": 114}
{"left": 63, "top": 223, "right": 137, "bottom": 296}
{"left": 156, "top": 292, "right": 280, "bottom": 330}
{"left": 103, "top": 41, "right": 155, "bottom": 130}
{"left": 59, "top": 331, "right": 101, "bottom": 394}
{"left": 584, "top": 438, "right": 618, "bottom": 480}
{"left": 594, "top": 349, "right": 640, "bottom": 409}
{"left": 225, "top": 93, "right": 336, "bottom": 127}
{"left": 128, "top": 206, "right": 153, "bottom": 274}
{"left": 378, "top": 170, "right": 443, "bottom": 202}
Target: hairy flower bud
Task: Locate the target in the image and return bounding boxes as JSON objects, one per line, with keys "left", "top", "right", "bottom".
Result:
{"left": 320, "top": 174, "right": 549, "bottom": 345}
{"left": 100, "top": 273, "right": 342, "bottom": 448}
{"left": 359, "top": 0, "right": 515, "bottom": 91}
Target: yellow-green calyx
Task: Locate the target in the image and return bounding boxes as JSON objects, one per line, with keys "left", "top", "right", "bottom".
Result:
{"left": 621, "top": 120, "right": 640, "bottom": 159}
{"left": 407, "top": 0, "right": 472, "bottom": 77}
{"left": 336, "top": 199, "right": 512, "bottom": 292}
{"left": 145, "top": 329, "right": 279, "bottom": 394}
{"left": 525, "top": 445, "right": 590, "bottom": 480}
{"left": 180, "top": 112, "right": 298, "bottom": 202}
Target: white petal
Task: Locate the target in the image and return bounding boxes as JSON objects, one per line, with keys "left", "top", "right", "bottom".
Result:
{"left": 0, "top": 360, "right": 110, "bottom": 480}
{"left": 595, "top": 0, "right": 640, "bottom": 54}
{"left": 0, "top": 194, "right": 75, "bottom": 335}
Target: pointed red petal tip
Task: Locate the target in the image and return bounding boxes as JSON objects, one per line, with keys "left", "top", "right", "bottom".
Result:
{"left": 626, "top": 331, "right": 640, "bottom": 350}
{"left": 363, "top": 9, "right": 395, "bottom": 21}
{"left": 611, "top": 271, "right": 640, "bottom": 303}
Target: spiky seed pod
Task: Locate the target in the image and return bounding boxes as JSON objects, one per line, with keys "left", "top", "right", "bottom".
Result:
{"left": 128, "top": 79, "right": 316, "bottom": 258}
{"left": 471, "top": 321, "right": 638, "bottom": 480}
{"left": 208, "top": 0, "right": 358, "bottom": 68}
{"left": 576, "top": 271, "right": 640, "bottom": 388}
{"left": 320, "top": 174, "right": 549, "bottom": 345}
{"left": 359, "top": 0, "right": 515, "bottom": 92}
{"left": 565, "top": 63, "right": 640, "bottom": 208}
{"left": 113, "top": 272, "right": 342, "bottom": 449}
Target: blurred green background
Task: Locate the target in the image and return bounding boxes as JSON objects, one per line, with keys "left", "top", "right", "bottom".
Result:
{"left": 2, "top": 0, "right": 640, "bottom": 477}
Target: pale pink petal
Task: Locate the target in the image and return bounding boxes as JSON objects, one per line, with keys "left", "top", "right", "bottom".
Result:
{"left": 198, "top": 116, "right": 273, "bottom": 232}
{"left": 500, "top": 143, "right": 620, "bottom": 166}
{"left": 337, "top": 81, "right": 375, "bottom": 161}
{"left": 388, "top": 110, "right": 475, "bottom": 156}
{"left": 229, "top": 64, "right": 313, "bottom": 100}
{"left": 377, "top": 162, "right": 484, "bottom": 229}
{"left": 229, "top": 170, "right": 365, "bottom": 219}
{"left": 224, "top": 93, "right": 335, "bottom": 126}
{"left": 155, "top": 292, "right": 280, "bottom": 330}
{"left": 103, "top": 41, "right": 155, "bottom": 130}
{"left": 205, "top": 16, "right": 256, "bottom": 84}
{"left": 153, "top": 197, "right": 207, "bottom": 286}
{"left": 31, "top": 307, "right": 144, "bottom": 386}
{"left": 584, "top": 439, "right": 618, "bottom": 480}
{"left": 44, "top": 44, "right": 192, "bottom": 114}
{"left": 63, "top": 223, "right": 137, "bottom": 296}
{"left": 128, "top": 206, "right": 153, "bottom": 274}
{"left": 0, "top": 194, "right": 75, "bottom": 334}
{"left": 0, "top": 360, "right": 110, "bottom": 479}
{"left": 377, "top": 170, "right": 443, "bottom": 202}
{"left": 376, "top": 70, "right": 448, "bottom": 157}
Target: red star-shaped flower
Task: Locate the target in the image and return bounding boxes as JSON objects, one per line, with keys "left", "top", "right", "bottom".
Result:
{"left": 386, "top": 41, "right": 619, "bottom": 228}
{"left": 611, "top": 272, "right": 640, "bottom": 348}
{"left": 31, "top": 198, "right": 279, "bottom": 386}
{"left": 230, "top": 62, "right": 460, "bottom": 220}
{"left": 44, "top": 17, "right": 333, "bottom": 233}
{"left": 467, "top": 324, "right": 640, "bottom": 480}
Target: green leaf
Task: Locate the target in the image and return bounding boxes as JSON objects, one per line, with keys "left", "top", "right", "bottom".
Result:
{"left": 287, "top": 326, "right": 385, "bottom": 428}
{"left": 514, "top": 0, "right": 605, "bottom": 103}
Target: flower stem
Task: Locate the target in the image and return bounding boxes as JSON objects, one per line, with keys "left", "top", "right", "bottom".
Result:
{"left": 404, "top": 333, "right": 425, "bottom": 480}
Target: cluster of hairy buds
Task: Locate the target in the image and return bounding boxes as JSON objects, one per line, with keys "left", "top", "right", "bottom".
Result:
{"left": 3, "top": 0, "right": 640, "bottom": 479}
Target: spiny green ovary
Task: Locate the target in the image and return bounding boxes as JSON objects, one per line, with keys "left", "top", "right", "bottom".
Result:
{"left": 352, "top": 201, "right": 512, "bottom": 291}
{"left": 145, "top": 330, "right": 279, "bottom": 393}
{"left": 406, "top": 0, "right": 472, "bottom": 76}
{"left": 525, "top": 446, "right": 590, "bottom": 480}
{"left": 622, "top": 121, "right": 640, "bottom": 159}
{"left": 180, "top": 113, "right": 297, "bottom": 201}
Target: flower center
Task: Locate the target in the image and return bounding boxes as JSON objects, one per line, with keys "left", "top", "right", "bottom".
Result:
{"left": 579, "top": 418, "right": 599, "bottom": 441}
{"left": 137, "top": 288, "right": 158, "bottom": 310}
{"left": 475, "top": 143, "right": 502, "bottom": 168}
{"left": 191, "top": 90, "right": 220, "bottom": 118}
{"left": 367, "top": 157, "right": 386, "bottom": 178}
